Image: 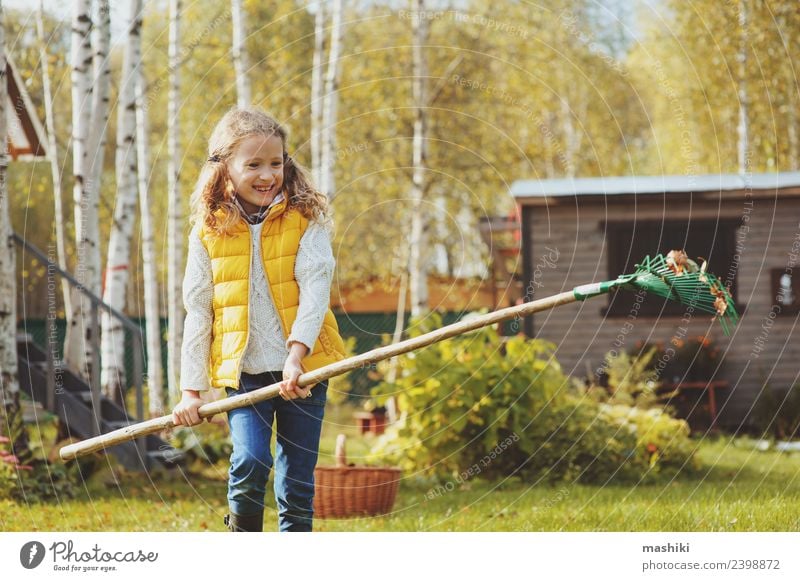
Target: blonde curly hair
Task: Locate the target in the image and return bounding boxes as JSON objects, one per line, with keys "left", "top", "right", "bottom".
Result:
{"left": 190, "top": 107, "right": 329, "bottom": 235}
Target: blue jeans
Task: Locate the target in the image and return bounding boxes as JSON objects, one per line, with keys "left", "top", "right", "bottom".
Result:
{"left": 226, "top": 371, "right": 327, "bottom": 532}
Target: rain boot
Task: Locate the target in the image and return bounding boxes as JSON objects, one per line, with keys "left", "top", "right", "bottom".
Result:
{"left": 224, "top": 511, "right": 264, "bottom": 532}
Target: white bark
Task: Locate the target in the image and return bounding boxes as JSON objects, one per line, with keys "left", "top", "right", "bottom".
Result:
{"left": 789, "top": 96, "right": 799, "bottom": 171}
{"left": 135, "top": 72, "right": 164, "bottom": 417}
{"left": 320, "top": 0, "right": 343, "bottom": 200}
{"left": 310, "top": 1, "right": 325, "bottom": 186}
{"left": 385, "top": 217, "right": 413, "bottom": 423}
{"left": 167, "top": 0, "right": 184, "bottom": 405}
{"left": 65, "top": 0, "right": 98, "bottom": 378}
{"left": 87, "top": 0, "right": 111, "bottom": 196}
{"left": 101, "top": 0, "right": 143, "bottom": 403}
{"left": 408, "top": 0, "right": 429, "bottom": 317}
{"left": 0, "top": 1, "right": 20, "bottom": 402}
{"left": 231, "top": 0, "right": 251, "bottom": 109}
{"left": 736, "top": 0, "right": 750, "bottom": 176}
{"left": 36, "top": 0, "right": 71, "bottom": 317}
{"left": 559, "top": 91, "right": 585, "bottom": 179}
{"left": 786, "top": 22, "right": 798, "bottom": 170}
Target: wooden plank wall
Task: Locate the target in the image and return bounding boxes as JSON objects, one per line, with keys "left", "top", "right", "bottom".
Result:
{"left": 524, "top": 194, "right": 800, "bottom": 427}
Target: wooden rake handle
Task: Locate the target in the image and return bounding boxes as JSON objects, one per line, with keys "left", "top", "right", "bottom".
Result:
{"left": 59, "top": 290, "right": 578, "bottom": 462}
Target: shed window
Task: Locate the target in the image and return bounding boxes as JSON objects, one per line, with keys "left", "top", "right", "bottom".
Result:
{"left": 604, "top": 219, "right": 741, "bottom": 317}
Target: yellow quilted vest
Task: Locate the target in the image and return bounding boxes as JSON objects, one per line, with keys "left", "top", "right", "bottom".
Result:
{"left": 199, "top": 199, "right": 346, "bottom": 389}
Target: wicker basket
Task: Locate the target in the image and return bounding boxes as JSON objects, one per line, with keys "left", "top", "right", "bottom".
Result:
{"left": 314, "top": 434, "right": 401, "bottom": 519}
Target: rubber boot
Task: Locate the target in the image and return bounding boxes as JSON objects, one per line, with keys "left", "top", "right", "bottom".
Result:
{"left": 224, "top": 512, "right": 264, "bottom": 532}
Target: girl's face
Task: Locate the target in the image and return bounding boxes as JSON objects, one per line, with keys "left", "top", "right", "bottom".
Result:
{"left": 228, "top": 134, "right": 285, "bottom": 212}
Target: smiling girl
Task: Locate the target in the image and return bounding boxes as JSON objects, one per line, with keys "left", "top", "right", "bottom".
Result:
{"left": 171, "top": 108, "right": 346, "bottom": 532}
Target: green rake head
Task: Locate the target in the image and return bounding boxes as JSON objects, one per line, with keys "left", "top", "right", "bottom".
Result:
{"left": 573, "top": 251, "right": 740, "bottom": 335}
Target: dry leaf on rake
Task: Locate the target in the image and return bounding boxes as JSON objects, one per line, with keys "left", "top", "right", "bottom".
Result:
{"left": 666, "top": 249, "right": 689, "bottom": 276}
{"left": 709, "top": 282, "right": 729, "bottom": 317}
{"left": 698, "top": 257, "right": 709, "bottom": 284}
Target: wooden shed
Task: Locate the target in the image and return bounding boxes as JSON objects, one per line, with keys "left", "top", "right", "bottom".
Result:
{"left": 512, "top": 172, "right": 800, "bottom": 429}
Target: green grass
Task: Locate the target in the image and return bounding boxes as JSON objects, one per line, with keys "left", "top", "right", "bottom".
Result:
{"left": 3, "top": 410, "right": 800, "bottom": 532}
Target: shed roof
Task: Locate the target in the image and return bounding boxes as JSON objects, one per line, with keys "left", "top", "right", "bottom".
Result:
{"left": 511, "top": 171, "right": 800, "bottom": 200}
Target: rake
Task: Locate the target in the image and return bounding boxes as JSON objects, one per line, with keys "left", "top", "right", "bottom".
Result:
{"left": 59, "top": 250, "right": 738, "bottom": 462}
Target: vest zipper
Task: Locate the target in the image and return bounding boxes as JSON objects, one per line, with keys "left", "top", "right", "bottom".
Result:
{"left": 235, "top": 212, "right": 290, "bottom": 384}
{"left": 236, "top": 223, "right": 253, "bottom": 384}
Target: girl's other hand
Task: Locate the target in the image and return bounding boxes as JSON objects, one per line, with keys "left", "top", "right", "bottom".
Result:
{"left": 280, "top": 352, "right": 310, "bottom": 400}
{"left": 172, "top": 390, "right": 206, "bottom": 426}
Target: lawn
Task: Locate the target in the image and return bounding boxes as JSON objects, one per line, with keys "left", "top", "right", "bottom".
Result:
{"left": 2, "top": 408, "right": 800, "bottom": 532}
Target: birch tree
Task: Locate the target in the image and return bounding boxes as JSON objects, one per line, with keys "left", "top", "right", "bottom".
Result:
{"left": 408, "top": 0, "right": 430, "bottom": 317}
{"left": 736, "top": 0, "right": 750, "bottom": 176}
{"left": 87, "top": 0, "right": 111, "bottom": 208}
{"left": 231, "top": 0, "right": 251, "bottom": 109}
{"left": 135, "top": 72, "right": 164, "bottom": 417}
{"left": 310, "top": 1, "right": 325, "bottom": 186}
{"left": 319, "top": 0, "right": 344, "bottom": 200}
{"left": 0, "top": 0, "right": 30, "bottom": 458}
{"left": 36, "top": 0, "right": 71, "bottom": 316}
{"left": 167, "top": 0, "right": 184, "bottom": 404}
{"left": 101, "top": 0, "right": 143, "bottom": 404}
{"left": 64, "top": 0, "right": 99, "bottom": 378}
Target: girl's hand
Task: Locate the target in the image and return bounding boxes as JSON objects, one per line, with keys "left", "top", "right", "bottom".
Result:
{"left": 172, "top": 390, "right": 207, "bottom": 426}
{"left": 280, "top": 348, "right": 310, "bottom": 400}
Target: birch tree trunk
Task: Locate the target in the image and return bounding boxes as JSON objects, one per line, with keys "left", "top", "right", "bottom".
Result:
{"left": 135, "top": 72, "right": 164, "bottom": 417}
{"left": 320, "top": 0, "right": 343, "bottom": 200}
{"left": 167, "top": 0, "right": 184, "bottom": 405}
{"left": 231, "top": 0, "right": 251, "bottom": 109}
{"left": 408, "top": 0, "right": 429, "bottom": 318}
{"left": 36, "top": 0, "right": 71, "bottom": 317}
{"left": 87, "top": 0, "right": 111, "bottom": 199}
{"left": 385, "top": 241, "right": 410, "bottom": 424}
{"left": 789, "top": 92, "right": 799, "bottom": 171}
{"left": 736, "top": 0, "right": 750, "bottom": 176}
{"left": 65, "top": 0, "right": 99, "bottom": 378}
{"left": 559, "top": 92, "right": 585, "bottom": 178}
{"left": 0, "top": 1, "right": 30, "bottom": 458}
{"left": 785, "top": 10, "right": 798, "bottom": 171}
{"left": 101, "top": 0, "right": 143, "bottom": 404}
{"left": 310, "top": 1, "right": 325, "bottom": 186}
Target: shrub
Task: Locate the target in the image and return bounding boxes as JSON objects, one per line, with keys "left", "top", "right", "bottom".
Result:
{"left": 327, "top": 335, "right": 358, "bottom": 406}
{"left": 585, "top": 347, "right": 661, "bottom": 408}
{"left": 0, "top": 434, "right": 78, "bottom": 503}
{"left": 636, "top": 336, "right": 721, "bottom": 384}
{"left": 370, "top": 312, "right": 696, "bottom": 484}
{"left": 171, "top": 421, "right": 233, "bottom": 466}
{"left": 752, "top": 382, "right": 800, "bottom": 440}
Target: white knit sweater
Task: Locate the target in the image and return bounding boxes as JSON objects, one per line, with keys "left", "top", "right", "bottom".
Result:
{"left": 179, "top": 211, "right": 335, "bottom": 391}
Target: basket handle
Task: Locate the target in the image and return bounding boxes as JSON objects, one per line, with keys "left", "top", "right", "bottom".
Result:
{"left": 335, "top": 434, "right": 347, "bottom": 467}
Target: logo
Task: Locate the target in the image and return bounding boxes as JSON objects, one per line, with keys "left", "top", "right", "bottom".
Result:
{"left": 20, "top": 541, "right": 46, "bottom": 569}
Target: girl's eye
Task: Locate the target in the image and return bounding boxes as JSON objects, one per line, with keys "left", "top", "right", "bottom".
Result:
{"left": 248, "top": 163, "right": 260, "bottom": 169}
{"left": 272, "top": 162, "right": 283, "bottom": 168}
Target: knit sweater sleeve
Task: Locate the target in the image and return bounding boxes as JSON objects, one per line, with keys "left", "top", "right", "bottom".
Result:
{"left": 179, "top": 226, "right": 214, "bottom": 391}
{"left": 286, "top": 220, "right": 336, "bottom": 352}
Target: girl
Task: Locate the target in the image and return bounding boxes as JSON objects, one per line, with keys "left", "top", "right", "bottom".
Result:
{"left": 171, "top": 108, "right": 345, "bottom": 532}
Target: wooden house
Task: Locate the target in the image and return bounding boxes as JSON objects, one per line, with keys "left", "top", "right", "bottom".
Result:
{"left": 512, "top": 172, "right": 800, "bottom": 429}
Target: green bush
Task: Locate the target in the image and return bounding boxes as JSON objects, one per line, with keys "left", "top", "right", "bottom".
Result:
{"left": 171, "top": 421, "right": 233, "bottom": 466}
{"left": 603, "top": 348, "right": 661, "bottom": 407}
{"left": 752, "top": 382, "right": 800, "bottom": 440}
{"left": 0, "top": 432, "right": 78, "bottom": 503}
{"left": 370, "top": 312, "right": 696, "bottom": 484}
